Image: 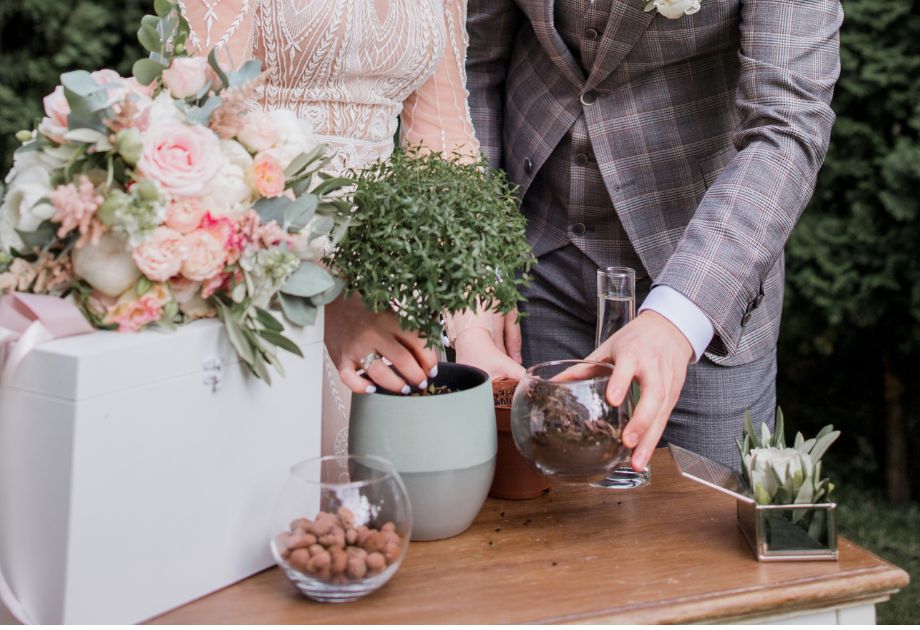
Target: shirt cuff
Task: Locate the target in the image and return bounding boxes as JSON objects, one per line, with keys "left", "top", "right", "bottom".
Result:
{"left": 638, "top": 286, "right": 715, "bottom": 363}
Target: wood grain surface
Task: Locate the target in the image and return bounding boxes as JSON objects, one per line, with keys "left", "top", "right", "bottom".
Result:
{"left": 151, "top": 449, "right": 909, "bottom": 624}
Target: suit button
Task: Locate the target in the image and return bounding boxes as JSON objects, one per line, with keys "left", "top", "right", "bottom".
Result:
{"left": 575, "top": 153, "right": 590, "bottom": 166}
{"left": 572, "top": 223, "right": 587, "bottom": 236}
{"left": 752, "top": 294, "right": 764, "bottom": 309}
{"left": 741, "top": 312, "right": 753, "bottom": 327}
{"left": 580, "top": 90, "right": 598, "bottom": 106}
{"left": 523, "top": 157, "right": 533, "bottom": 174}
{"left": 585, "top": 28, "right": 599, "bottom": 40}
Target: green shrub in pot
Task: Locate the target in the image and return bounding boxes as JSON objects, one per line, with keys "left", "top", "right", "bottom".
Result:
{"left": 328, "top": 149, "right": 535, "bottom": 539}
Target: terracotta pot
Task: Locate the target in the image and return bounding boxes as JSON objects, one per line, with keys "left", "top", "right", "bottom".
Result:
{"left": 488, "top": 379, "right": 552, "bottom": 500}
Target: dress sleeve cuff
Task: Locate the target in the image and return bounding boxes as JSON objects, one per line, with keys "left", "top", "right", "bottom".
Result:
{"left": 638, "top": 285, "right": 715, "bottom": 363}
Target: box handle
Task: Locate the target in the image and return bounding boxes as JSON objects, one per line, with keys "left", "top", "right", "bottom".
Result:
{"left": 202, "top": 356, "right": 224, "bottom": 393}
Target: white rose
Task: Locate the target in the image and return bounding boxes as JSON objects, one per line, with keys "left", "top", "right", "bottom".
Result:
{"left": 199, "top": 140, "right": 255, "bottom": 218}
{"left": 141, "top": 92, "right": 184, "bottom": 128}
{"left": 161, "top": 57, "right": 210, "bottom": 99}
{"left": 264, "top": 109, "right": 318, "bottom": 170}
{"left": 5, "top": 146, "right": 68, "bottom": 183}
{"left": 0, "top": 167, "right": 55, "bottom": 250}
{"left": 649, "top": 0, "right": 701, "bottom": 19}
{"left": 72, "top": 231, "right": 142, "bottom": 297}
{"left": 237, "top": 110, "right": 279, "bottom": 153}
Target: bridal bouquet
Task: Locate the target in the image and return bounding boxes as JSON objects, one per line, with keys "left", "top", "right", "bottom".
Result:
{"left": 0, "top": 1, "right": 350, "bottom": 382}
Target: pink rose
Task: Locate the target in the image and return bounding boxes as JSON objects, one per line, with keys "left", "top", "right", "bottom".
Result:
{"left": 237, "top": 111, "right": 279, "bottom": 153}
{"left": 181, "top": 229, "right": 226, "bottom": 281}
{"left": 166, "top": 199, "right": 206, "bottom": 234}
{"left": 132, "top": 227, "right": 186, "bottom": 282}
{"left": 38, "top": 86, "right": 70, "bottom": 143}
{"left": 247, "top": 153, "right": 286, "bottom": 198}
{"left": 199, "top": 212, "right": 246, "bottom": 263}
{"left": 162, "top": 57, "right": 210, "bottom": 99}
{"left": 103, "top": 284, "right": 171, "bottom": 332}
{"left": 138, "top": 120, "right": 224, "bottom": 198}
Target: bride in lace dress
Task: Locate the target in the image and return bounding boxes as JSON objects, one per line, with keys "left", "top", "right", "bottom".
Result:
{"left": 180, "top": 0, "right": 524, "bottom": 454}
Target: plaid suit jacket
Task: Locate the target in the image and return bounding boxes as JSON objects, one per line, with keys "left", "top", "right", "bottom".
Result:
{"left": 466, "top": 0, "right": 843, "bottom": 366}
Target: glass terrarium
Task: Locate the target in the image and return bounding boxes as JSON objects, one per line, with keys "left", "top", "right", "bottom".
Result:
{"left": 670, "top": 444, "right": 839, "bottom": 562}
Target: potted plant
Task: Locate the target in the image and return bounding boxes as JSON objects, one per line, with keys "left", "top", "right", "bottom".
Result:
{"left": 328, "top": 149, "right": 535, "bottom": 540}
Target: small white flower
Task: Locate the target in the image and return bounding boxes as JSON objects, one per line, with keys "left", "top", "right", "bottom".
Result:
{"left": 0, "top": 166, "right": 56, "bottom": 251}
{"left": 644, "top": 0, "right": 701, "bottom": 19}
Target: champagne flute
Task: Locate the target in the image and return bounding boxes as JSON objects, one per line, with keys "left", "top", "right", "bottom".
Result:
{"left": 593, "top": 267, "right": 651, "bottom": 489}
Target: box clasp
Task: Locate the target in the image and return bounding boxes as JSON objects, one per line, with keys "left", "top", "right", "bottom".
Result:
{"left": 202, "top": 357, "right": 224, "bottom": 393}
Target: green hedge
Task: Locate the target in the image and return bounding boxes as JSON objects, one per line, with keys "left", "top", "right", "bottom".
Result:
{"left": 1, "top": 0, "right": 918, "bottom": 499}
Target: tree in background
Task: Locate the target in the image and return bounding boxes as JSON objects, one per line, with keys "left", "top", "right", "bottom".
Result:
{"left": 0, "top": 0, "right": 146, "bottom": 173}
{"left": 781, "top": 0, "right": 920, "bottom": 504}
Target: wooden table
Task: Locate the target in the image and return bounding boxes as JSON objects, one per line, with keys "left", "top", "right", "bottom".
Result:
{"left": 152, "top": 449, "right": 909, "bottom": 624}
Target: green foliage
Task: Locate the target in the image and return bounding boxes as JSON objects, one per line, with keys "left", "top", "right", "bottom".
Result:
{"left": 780, "top": 0, "right": 920, "bottom": 495}
{"left": 0, "top": 0, "right": 147, "bottom": 174}
{"left": 328, "top": 150, "right": 536, "bottom": 348}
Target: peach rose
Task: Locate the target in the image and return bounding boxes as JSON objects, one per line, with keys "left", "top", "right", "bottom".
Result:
{"left": 162, "top": 57, "right": 210, "bottom": 99}
{"left": 181, "top": 229, "right": 226, "bottom": 281}
{"left": 166, "top": 199, "right": 206, "bottom": 234}
{"left": 247, "top": 153, "right": 285, "bottom": 198}
{"left": 132, "top": 227, "right": 186, "bottom": 282}
{"left": 237, "top": 110, "right": 278, "bottom": 153}
{"left": 103, "top": 284, "right": 171, "bottom": 332}
{"left": 38, "top": 86, "right": 70, "bottom": 143}
{"left": 138, "top": 120, "right": 224, "bottom": 198}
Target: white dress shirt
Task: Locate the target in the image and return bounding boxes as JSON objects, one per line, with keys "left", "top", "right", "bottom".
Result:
{"left": 638, "top": 286, "right": 715, "bottom": 363}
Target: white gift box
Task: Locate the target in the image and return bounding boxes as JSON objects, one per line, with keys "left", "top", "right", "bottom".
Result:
{"left": 0, "top": 311, "right": 324, "bottom": 624}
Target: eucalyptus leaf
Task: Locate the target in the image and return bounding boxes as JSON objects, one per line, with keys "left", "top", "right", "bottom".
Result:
{"left": 154, "top": 0, "right": 175, "bottom": 17}
{"left": 60, "top": 70, "right": 101, "bottom": 97}
{"left": 284, "top": 145, "right": 326, "bottom": 178}
{"left": 282, "top": 262, "right": 336, "bottom": 297}
{"left": 280, "top": 293, "right": 318, "bottom": 326}
{"left": 228, "top": 59, "right": 262, "bottom": 87}
{"left": 183, "top": 96, "right": 222, "bottom": 125}
{"left": 284, "top": 194, "right": 318, "bottom": 231}
{"left": 133, "top": 58, "right": 165, "bottom": 86}
{"left": 310, "top": 278, "right": 344, "bottom": 306}
{"left": 254, "top": 196, "right": 291, "bottom": 225}
{"left": 63, "top": 128, "right": 109, "bottom": 145}
{"left": 138, "top": 24, "right": 162, "bottom": 54}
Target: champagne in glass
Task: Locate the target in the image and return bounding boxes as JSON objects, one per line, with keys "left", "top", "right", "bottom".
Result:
{"left": 594, "top": 267, "right": 651, "bottom": 489}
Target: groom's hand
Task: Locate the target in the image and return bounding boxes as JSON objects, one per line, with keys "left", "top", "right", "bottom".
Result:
{"left": 578, "top": 311, "right": 694, "bottom": 472}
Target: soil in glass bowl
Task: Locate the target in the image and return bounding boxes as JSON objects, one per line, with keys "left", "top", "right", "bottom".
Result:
{"left": 510, "top": 361, "right": 629, "bottom": 483}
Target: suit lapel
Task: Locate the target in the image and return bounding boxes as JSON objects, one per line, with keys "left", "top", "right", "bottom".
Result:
{"left": 529, "top": 0, "right": 586, "bottom": 89}
{"left": 585, "top": 2, "right": 656, "bottom": 91}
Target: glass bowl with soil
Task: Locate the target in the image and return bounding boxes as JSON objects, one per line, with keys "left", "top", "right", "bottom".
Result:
{"left": 510, "top": 360, "right": 632, "bottom": 483}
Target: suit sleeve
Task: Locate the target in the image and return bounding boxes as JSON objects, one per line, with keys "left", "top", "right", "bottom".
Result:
{"left": 464, "top": 0, "right": 522, "bottom": 169}
{"left": 655, "top": 0, "right": 843, "bottom": 356}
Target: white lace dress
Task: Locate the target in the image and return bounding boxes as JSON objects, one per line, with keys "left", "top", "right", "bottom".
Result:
{"left": 180, "top": 0, "right": 480, "bottom": 455}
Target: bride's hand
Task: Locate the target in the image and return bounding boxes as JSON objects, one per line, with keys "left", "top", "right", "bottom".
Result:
{"left": 453, "top": 316, "right": 527, "bottom": 381}
{"left": 325, "top": 293, "right": 439, "bottom": 395}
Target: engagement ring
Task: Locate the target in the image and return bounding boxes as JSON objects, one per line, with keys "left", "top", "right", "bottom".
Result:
{"left": 360, "top": 351, "right": 382, "bottom": 372}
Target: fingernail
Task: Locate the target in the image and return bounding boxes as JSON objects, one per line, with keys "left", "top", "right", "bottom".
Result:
{"left": 418, "top": 379, "right": 428, "bottom": 390}
{"left": 365, "top": 385, "right": 377, "bottom": 394}
{"left": 400, "top": 385, "right": 411, "bottom": 395}
{"left": 610, "top": 387, "right": 624, "bottom": 403}
{"left": 429, "top": 365, "right": 439, "bottom": 378}
{"left": 625, "top": 432, "right": 639, "bottom": 448}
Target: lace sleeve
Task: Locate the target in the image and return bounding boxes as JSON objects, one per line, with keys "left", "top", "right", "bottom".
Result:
{"left": 178, "top": 0, "right": 256, "bottom": 69}
{"left": 400, "top": 0, "right": 481, "bottom": 161}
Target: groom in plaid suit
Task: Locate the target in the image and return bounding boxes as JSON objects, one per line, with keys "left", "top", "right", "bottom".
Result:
{"left": 466, "top": 0, "right": 843, "bottom": 469}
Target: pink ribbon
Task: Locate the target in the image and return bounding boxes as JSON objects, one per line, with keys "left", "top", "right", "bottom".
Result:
{"left": 0, "top": 292, "right": 94, "bottom": 623}
{"left": 0, "top": 292, "right": 95, "bottom": 383}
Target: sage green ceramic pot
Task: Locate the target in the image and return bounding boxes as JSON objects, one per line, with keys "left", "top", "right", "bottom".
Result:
{"left": 349, "top": 362, "right": 496, "bottom": 541}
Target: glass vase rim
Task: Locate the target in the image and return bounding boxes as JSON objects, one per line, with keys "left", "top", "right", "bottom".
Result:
{"left": 524, "top": 359, "right": 615, "bottom": 385}
{"left": 288, "top": 454, "right": 399, "bottom": 489}
{"left": 596, "top": 266, "right": 637, "bottom": 277}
